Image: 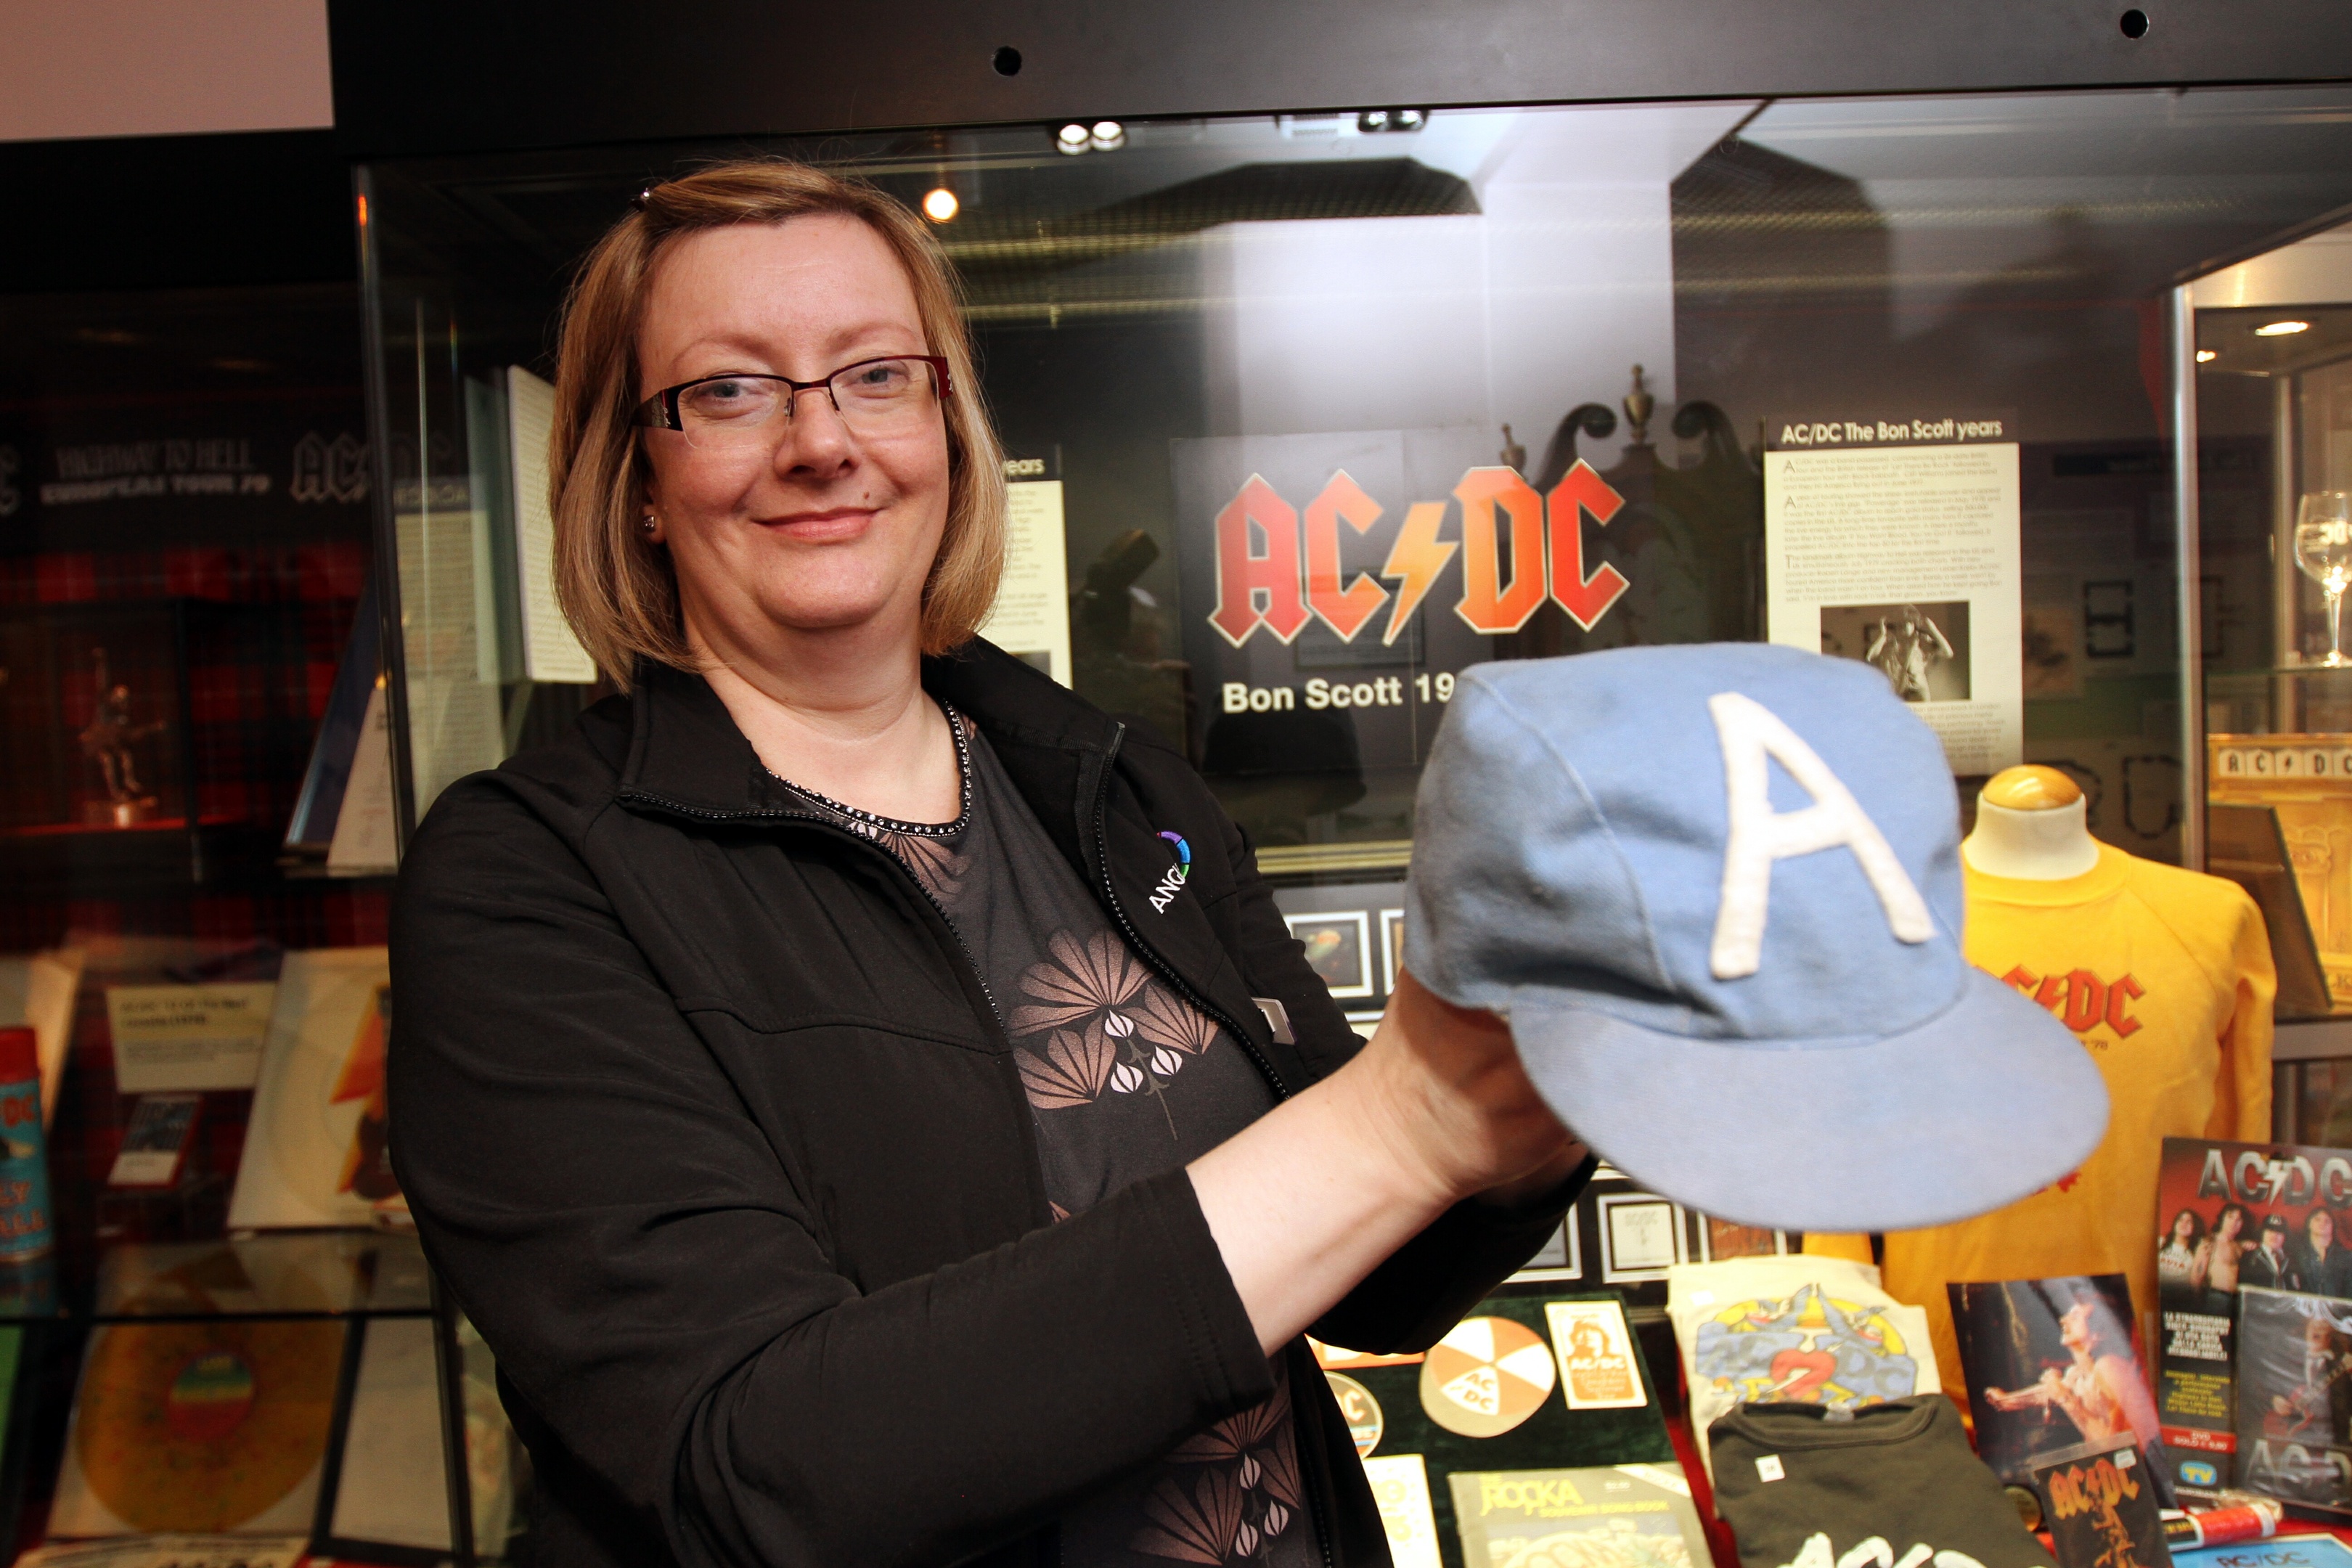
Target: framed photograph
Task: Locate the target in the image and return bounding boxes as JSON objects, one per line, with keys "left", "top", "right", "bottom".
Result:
{"left": 1510, "top": 1217, "right": 1584, "bottom": 1283}
{"left": 1599, "top": 1193, "right": 1686, "bottom": 1282}
{"left": 1380, "top": 908, "right": 1407, "bottom": 995}
{"left": 1286, "top": 910, "right": 1373, "bottom": 999}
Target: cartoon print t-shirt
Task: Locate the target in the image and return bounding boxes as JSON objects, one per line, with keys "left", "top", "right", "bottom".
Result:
{"left": 1666, "top": 1256, "right": 1940, "bottom": 1483}
{"left": 769, "top": 704, "right": 1319, "bottom": 1568}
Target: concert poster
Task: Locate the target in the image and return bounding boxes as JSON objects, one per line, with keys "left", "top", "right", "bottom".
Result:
{"left": 1950, "top": 1275, "right": 2170, "bottom": 1504}
{"left": 2153, "top": 1138, "right": 2352, "bottom": 1494}
{"left": 2234, "top": 1287, "right": 2352, "bottom": 1514}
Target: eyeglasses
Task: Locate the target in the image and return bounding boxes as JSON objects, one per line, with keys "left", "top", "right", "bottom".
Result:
{"left": 632, "top": 355, "right": 954, "bottom": 449}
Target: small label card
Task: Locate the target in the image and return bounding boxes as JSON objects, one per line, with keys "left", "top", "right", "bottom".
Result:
{"left": 105, "top": 983, "right": 276, "bottom": 1092}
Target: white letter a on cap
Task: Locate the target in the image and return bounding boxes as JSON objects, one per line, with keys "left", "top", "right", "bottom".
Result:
{"left": 1707, "top": 691, "right": 1935, "bottom": 979}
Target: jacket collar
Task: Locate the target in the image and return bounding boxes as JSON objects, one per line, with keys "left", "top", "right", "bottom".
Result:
{"left": 615, "top": 642, "right": 1119, "bottom": 818}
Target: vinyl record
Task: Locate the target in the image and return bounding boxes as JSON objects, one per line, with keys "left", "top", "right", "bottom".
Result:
{"left": 1420, "top": 1315, "right": 1556, "bottom": 1438}
{"left": 72, "top": 1319, "right": 343, "bottom": 1532}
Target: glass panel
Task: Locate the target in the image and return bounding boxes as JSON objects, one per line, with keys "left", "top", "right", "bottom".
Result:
{"left": 89, "top": 1230, "right": 433, "bottom": 1320}
{"left": 0, "top": 279, "right": 449, "bottom": 1545}
{"left": 362, "top": 86, "right": 2352, "bottom": 879}
{"left": 2196, "top": 223, "right": 2352, "bottom": 1015}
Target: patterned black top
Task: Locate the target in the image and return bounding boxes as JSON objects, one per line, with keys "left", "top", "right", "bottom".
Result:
{"left": 769, "top": 704, "right": 1321, "bottom": 1567}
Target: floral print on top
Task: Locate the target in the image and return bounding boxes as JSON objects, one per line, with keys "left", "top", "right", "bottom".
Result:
{"left": 767, "top": 705, "right": 1320, "bottom": 1568}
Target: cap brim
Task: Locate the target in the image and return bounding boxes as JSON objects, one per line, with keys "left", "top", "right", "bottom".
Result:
{"left": 1509, "top": 970, "right": 2110, "bottom": 1233}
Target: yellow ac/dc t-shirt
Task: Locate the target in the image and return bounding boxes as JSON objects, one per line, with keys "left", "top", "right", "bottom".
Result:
{"left": 1809, "top": 842, "right": 2275, "bottom": 1402}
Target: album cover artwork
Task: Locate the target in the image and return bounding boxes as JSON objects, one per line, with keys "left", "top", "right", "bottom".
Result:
{"left": 1950, "top": 1275, "right": 2170, "bottom": 1500}
{"left": 228, "top": 947, "right": 401, "bottom": 1229}
{"left": 2032, "top": 1442, "right": 2170, "bottom": 1568}
{"left": 1448, "top": 1463, "right": 1711, "bottom": 1568}
{"left": 2152, "top": 1138, "right": 2352, "bottom": 1493}
{"left": 2234, "top": 1286, "right": 2352, "bottom": 1514}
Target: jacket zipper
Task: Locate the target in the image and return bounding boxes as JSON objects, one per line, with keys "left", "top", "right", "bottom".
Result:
{"left": 1085, "top": 724, "right": 1290, "bottom": 1103}
{"left": 1084, "top": 730, "right": 1339, "bottom": 1568}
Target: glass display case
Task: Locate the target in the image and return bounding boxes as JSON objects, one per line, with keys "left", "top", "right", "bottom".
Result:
{"left": 342, "top": 80, "right": 2352, "bottom": 1557}
{"left": 0, "top": 277, "right": 489, "bottom": 1556}
{"left": 2194, "top": 229, "right": 2352, "bottom": 1135}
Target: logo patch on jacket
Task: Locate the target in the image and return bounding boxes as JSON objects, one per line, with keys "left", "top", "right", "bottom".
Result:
{"left": 1151, "top": 832, "right": 1191, "bottom": 912}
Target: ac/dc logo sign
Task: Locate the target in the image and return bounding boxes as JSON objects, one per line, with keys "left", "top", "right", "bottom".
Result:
{"left": 2000, "top": 965, "right": 2144, "bottom": 1038}
{"left": 1207, "top": 460, "right": 1631, "bottom": 648}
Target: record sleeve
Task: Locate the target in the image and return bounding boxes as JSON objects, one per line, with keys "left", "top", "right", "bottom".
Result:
{"left": 1447, "top": 1463, "right": 1711, "bottom": 1568}
{"left": 227, "top": 947, "right": 401, "bottom": 1230}
{"left": 2234, "top": 1286, "right": 2352, "bottom": 1515}
{"left": 1950, "top": 1275, "right": 2171, "bottom": 1501}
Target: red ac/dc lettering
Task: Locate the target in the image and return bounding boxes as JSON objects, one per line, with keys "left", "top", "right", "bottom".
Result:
{"left": 2000, "top": 965, "right": 2143, "bottom": 1037}
{"left": 1208, "top": 462, "right": 1630, "bottom": 648}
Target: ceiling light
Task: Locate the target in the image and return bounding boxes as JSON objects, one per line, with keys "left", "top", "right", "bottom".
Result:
{"left": 1357, "top": 110, "right": 1390, "bottom": 134}
{"left": 921, "top": 187, "right": 959, "bottom": 223}
{"left": 2195, "top": 348, "right": 2218, "bottom": 362}
{"left": 1056, "top": 123, "right": 1090, "bottom": 154}
{"left": 1394, "top": 109, "right": 1426, "bottom": 131}
{"left": 1090, "top": 121, "right": 1125, "bottom": 151}
{"left": 2256, "top": 319, "right": 2311, "bottom": 337}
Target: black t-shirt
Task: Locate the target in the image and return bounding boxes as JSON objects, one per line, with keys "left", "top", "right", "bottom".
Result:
{"left": 771, "top": 705, "right": 1321, "bottom": 1568}
{"left": 1708, "top": 1398, "right": 2056, "bottom": 1568}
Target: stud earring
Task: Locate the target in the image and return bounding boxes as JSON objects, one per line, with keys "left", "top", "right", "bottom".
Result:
{"left": 641, "top": 514, "right": 658, "bottom": 536}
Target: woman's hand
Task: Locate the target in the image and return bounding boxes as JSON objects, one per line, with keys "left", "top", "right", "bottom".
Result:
{"left": 1188, "top": 968, "right": 1585, "bottom": 1355}
{"left": 1355, "top": 971, "right": 1582, "bottom": 1208}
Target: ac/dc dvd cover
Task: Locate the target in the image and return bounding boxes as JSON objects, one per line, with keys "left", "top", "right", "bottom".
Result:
{"left": 2155, "top": 1138, "right": 2352, "bottom": 1495}
{"left": 2234, "top": 1286, "right": 2352, "bottom": 1514}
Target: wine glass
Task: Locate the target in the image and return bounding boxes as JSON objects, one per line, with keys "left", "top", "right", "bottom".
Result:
{"left": 2295, "top": 491, "right": 2352, "bottom": 667}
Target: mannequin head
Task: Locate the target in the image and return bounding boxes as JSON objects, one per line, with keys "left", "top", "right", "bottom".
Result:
{"left": 1963, "top": 764, "right": 2100, "bottom": 880}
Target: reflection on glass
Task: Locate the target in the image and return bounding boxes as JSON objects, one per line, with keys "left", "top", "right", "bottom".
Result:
{"left": 2296, "top": 491, "right": 2352, "bottom": 666}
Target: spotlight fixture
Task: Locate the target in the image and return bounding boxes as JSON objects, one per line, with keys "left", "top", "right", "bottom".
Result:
{"left": 922, "top": 187, "right": 960, "bottom": 223}
{"left": 1056, "top": 123, "right": 1091, "bottom": 155}
{"left": 1357, "top": 110, "right": 1390, "bottom": 134}
{"left": 1090, "top": 121, "right": 1125, "bottom": 151}
{"left": 1355, "top": 107, "right": 1428, "bottom": 134}
{"left": 2257, "top": 320, "right": 2311, "bottom": 337}
{"left": 2195, "top": 348, "right": 2217, "bottom": 363}
{"left": 1395, "top": 109, "right": 1426, "bottom": 131}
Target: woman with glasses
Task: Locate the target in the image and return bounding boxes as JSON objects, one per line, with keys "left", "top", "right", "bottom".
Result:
{"left": 388, "top": 160, "right": 1588, "bottom": 1568}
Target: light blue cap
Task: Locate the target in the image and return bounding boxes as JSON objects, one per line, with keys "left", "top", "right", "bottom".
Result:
{"left": 1404, "top": 642, "right": 2108, "bottom": 1233}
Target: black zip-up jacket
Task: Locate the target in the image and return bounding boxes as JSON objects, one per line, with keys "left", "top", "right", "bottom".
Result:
{"left": 388, "top": 642, "right": 1585, "bottom": 1568}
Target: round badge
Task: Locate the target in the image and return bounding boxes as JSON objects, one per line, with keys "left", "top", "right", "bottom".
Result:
{"left": 1324, "top": 1371, "right": 1384, "bottom": 1457}
{"left": 1419, "top": 1315, "right": 1556, "bottom": 1438}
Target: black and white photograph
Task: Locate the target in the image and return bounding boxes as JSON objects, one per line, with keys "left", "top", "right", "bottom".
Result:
{"left": 1820, "top": 600, "right": 1973, "bottom": 703}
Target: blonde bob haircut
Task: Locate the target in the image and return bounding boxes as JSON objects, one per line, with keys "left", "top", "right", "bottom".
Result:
{"left": 550, "top": 159, "right": 1006, "bottom": 688}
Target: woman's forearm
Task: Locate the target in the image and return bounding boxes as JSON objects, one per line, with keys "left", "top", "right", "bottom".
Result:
{"left": 1189, "top": 972, "right": 1577, "bottom": 1355}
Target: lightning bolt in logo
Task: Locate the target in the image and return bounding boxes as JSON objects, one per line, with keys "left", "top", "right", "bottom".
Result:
{"left": 1379, "top": 500, "right": 1456, "bottom": 647}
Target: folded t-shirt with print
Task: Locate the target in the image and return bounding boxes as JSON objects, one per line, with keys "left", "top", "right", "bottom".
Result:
{"left": 1667, "top": 1257, "right": 1940, "bottom": 1484}
{"left": 1709, "top": 1397, "right": 2056, "bottom": 1568}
